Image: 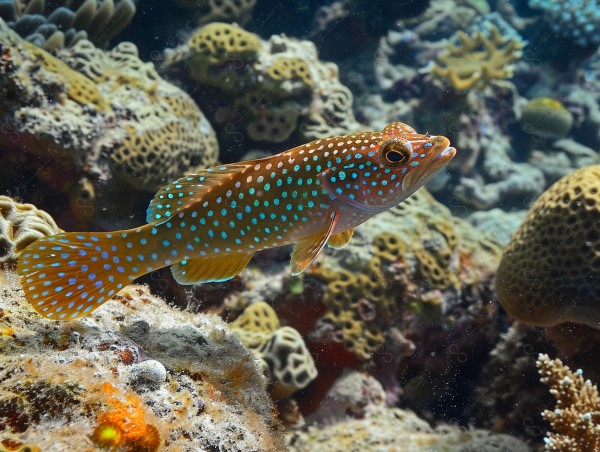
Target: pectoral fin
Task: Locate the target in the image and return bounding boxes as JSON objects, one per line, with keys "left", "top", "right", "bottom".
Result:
{"left": 171, "top": 252, "right": 254, "bottom": 284}
{"left": 290, "top": 212, "right": 339, "bottom": 275}
{"left": 327, "top": 229, "right": 354, "bottom": 248}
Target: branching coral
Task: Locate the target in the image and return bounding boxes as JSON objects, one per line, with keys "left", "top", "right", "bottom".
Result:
{"left": 537, "top": 354, "right": 600, "bottom": 451}
{"left": 428, "top": 25, "right": 524, "bottom": 91}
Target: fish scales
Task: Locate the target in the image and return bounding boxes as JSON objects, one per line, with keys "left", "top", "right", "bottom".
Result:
{"left": 17, "top": 122, "right": 456, "bottom": 319}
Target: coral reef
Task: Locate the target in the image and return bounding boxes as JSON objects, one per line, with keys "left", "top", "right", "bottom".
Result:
{"left": 230, "top": 301, "right": 318, "bottom": 399}
{"left": 165, "top": 22, "right": 361, "bottom": 150}
{"left": 0, "top": 20, "right": 218, "bottom": 197}
{"left": 529, "top": 0, "right": 600, "bottom": 48}
{"left": 0, "top": 278, "right": 284, "bottom": 450}
{"left": 173, "top": 0, "right": 256, "bottom": 25}
{"left": 0, "top": 196, "right": 60, "bottom": 269}
{"left": 496, "top": 165, "right": 600, "bottom": 329}
{"left": 0, "top": 0, "right": 135, "bottom": 50}
{"left": 287, "top": 405, "right": 530, "bottom": 451}
{"left": 538, "top": 353, "right": 600, "bottom": 450}
{"left": 427, "top": 25, "right": 524, "bottom": 91}
{"left": 520, "top": 97, "right": 573, "bottom": 140}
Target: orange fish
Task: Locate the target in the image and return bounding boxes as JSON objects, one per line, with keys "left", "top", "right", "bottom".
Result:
{"left": 18, "top": 123, "right": 456, "bottom": 319}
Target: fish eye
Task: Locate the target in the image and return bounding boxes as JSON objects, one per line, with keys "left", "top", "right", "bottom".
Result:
{"left": 380, "top": 139, "right": 411, "bottom": 166}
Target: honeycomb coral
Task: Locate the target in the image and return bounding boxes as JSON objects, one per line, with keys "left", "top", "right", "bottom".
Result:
{"left": 0, "top": 0, "right": 135, "bottom": 50}
{"left": 0, "top": 196, "right": 61, "bottom": 268}
{"left": 0, "top": 21, "right": 218, "bottom": 193}
{"left": 165, "top": 25, "right": 361, "bottom": 145}
{"left": 186, "top": 22, "right": 261, "bottom": 91}
{"left": 266, "top": 57, "right": 313, "bottom": 88}
{"left": 529, "top": 0, "right": 600, "bottom": 47}
{"left": 520, "top": 97, "right": 573, "bottom": 140}
{"left": 312, "top": 188, "right": 498, "bottom": 361}
{"left": 230, "top": 301, "right": 317, "bottom": 397}
{"left": 428, "top": 25, "right": 524, "bottom": 91}
{"left": 496, "top": 165, "right": 600, "bottom": 328}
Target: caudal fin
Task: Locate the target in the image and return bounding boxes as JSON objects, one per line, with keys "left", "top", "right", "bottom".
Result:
{"left": 17, "top": 231, "right": 134, "bottom": 319}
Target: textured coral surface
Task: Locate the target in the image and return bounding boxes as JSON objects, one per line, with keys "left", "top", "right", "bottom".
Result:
{"left": 496, "top": 165, "right": 600, "bottom": 328}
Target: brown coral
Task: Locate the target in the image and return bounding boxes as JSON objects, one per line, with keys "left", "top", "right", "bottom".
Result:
{"left": 496, "top": 165, "right": 600, "bottom": 328}
{"left": 428, "top": 25, "right": 524, "bottom": 91}
{"left": 0, "top": 22, "right": 218, "bottom": 194}
{"left": 537, "top": 354, "right": 600, "bottom": 451}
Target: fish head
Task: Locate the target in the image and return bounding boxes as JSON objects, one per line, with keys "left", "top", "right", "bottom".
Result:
{"left": 324, "top": 123, "right": 456, "bottom": 213}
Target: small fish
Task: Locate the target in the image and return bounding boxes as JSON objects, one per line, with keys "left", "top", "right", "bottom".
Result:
{"left": 18, "top": 123, "right": 456, "bottom": 319}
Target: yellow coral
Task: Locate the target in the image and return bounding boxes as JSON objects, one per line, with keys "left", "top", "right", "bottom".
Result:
{"left": 59, "top": 40, "right": 219, "bottom": 192}
{"left": 520, "top": 97, "right": 573, "bottom": 139}
{"left": 23, "top": 42, "right": 109, "bottom": 112}
{"left": 496, "top": 165, "right": 600, "bottom": 328}
{"left": 230, "top": 302, "right": 317, "bottom": 397}
{"left": 266, "top": 56, "right": 313, "bottom": 87}
{"left": 537, "top": 354, "right": 600, "bottom": 451}
{"left": 429, "top": 25, "right": 524, "bottom": 91}
{"left": 188, "top": 22, "right": 261, "bottom": 66}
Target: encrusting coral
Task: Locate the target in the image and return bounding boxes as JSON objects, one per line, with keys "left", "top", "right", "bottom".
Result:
{"left": 0, "top": 196, "right": 61, "bottom": 269}
{"left": 0, "top": 0, "right": 136, "bottom": 51}
{"left": 496, "top": 165, "right": 600, "bottom": 329}
{"left": 0, "top": 19, "right": 219, "bottom": 194}
{"left": 0, "top": 278, "right": 285, "bottom": 450}
{"left": 537, "top": 354, "right": 600, "bottom": 451}
{"left": 427, "top": 25, "right": 524, "bottom": 91}
{"left": 309, "top": 188, "right": 502, "bottom": 361}
{"left": 165, "top": 22, "right": 361, "bottom": 146}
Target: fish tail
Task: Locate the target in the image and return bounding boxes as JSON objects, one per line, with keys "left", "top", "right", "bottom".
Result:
{"left": 17, "top": 230, "right": 145, "bottom": 320}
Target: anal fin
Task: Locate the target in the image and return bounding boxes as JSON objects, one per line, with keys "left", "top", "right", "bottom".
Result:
{"left": 290, "top": 212, "right": 339, "bottom": 275}
{"left": 171, "top": 252, "right": 254, "bottom": 284}
{"left": 327, "top": 228, "right": 354, "bottom": 248}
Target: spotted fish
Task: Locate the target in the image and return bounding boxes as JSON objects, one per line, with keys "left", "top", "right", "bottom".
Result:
{"left": 18, "top": 122, "right": 456, "bottom": 319}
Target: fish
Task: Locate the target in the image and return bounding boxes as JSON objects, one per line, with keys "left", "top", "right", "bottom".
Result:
{"left": 17, "top": 122, "right": 456, "bottom": 320}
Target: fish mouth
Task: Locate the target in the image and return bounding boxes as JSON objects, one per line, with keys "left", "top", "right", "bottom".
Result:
{"left": 402, "top": 145, "right": 456, "bottom": 193}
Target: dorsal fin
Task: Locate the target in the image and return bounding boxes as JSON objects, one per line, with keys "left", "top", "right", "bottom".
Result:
{"left": 382, "top": 122, "right": 416, "bottom": 140}
{"left": 146, "top": 164, "right": 250, "bottom": 223}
